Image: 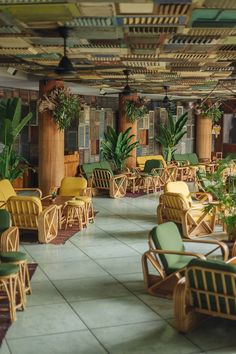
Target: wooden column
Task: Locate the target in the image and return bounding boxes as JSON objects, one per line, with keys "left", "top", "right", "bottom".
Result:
{"left": 196, "top": 115, "right": 212, "bottom": 162}
{"left": 118, "top": 93, "right": 138, "bottom": 168}
{"left": 38, "top": 80, "right": 65, "bottom": 196}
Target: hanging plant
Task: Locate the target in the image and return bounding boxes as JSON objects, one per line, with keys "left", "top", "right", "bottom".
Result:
{"left": 124, "top": 96, "right": 149, "bottom": 123}
{"left": 195, "top": 100, "right": 223, "bottom": 124}
{"left": 38, "top": 87, "right": 83, "bottom": 130}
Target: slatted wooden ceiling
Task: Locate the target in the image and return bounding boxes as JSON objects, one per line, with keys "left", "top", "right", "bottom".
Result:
{"left": 0, "top": 0, "right": 236, "bottom": 97}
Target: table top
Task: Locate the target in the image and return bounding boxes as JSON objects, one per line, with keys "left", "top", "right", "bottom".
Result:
{"left": 42, "top": 195, "right": 73, "bottom": 207}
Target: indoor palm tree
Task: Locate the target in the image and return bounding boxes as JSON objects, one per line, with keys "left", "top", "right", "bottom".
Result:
{"left": 101, "top": 126, "right": 139, "bottom": 172}
{"left": 156, "top": 111, "right": 188, "bottom": 164}
{"left": 0, "top": 97, "right": 32, "bottom": 181}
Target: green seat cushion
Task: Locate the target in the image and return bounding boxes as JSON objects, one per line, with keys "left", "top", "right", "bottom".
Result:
{"left": 187, "top": 259, "right": 236, "bottom": 314}
{"left": 187, "top": 153, "right": 199, "bottom": 165}
{"left": 0, "top": 251, "right": 27, "bottom": 263}
{"left": 0, "top": 210, "right": 11, "bottom": 233}
{"left": 151, "top": 222, "right": 184, "bottom": 274}
{"left": 143, "top": 159, "right": 162, "bottom": 174}
{"left": 167, "top": 255, "right": 196, "bottom": 274}
{"left": 0, "top": 263, "right": 19, "bottom": 276}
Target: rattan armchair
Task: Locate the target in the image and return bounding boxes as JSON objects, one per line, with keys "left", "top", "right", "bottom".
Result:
{"left": 6, "top": 196, "right": 58, "bottom": 243}
{"left": 174, "top": 257, "right": 236, "bottom": 333}
{"left": 0, "top": 210, "right": 19, "bottom": 252}
{"left": 142, "top": 222, "right": 228, "bottom": 298}
{"left": 92, "top": 168, "right": 128, "bottom": 198}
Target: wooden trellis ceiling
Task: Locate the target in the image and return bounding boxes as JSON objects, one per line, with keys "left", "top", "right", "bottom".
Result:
{"left": 0, "top": 0, "right": 236, "bottom": 98}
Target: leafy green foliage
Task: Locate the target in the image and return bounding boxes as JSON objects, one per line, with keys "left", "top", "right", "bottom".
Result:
{"left": 124, "top": 97, "right": 149, "bottom": 123}
{"left": 52, "top": 90, "right": 79, "bottom": 130}
{"left": 201, "top": 102, "right": 222, "bottom": 124}
{"left": 155, "top": 111, "right": 188, "bottom": 163}
{"left": 101, "top": 126, "right": 139, "bottom": 172}
{"left": 0, "top": 98, "right": 32, "bottom": 181}
{"left": 203, "top": 158, "right": 236, "bottom": 240}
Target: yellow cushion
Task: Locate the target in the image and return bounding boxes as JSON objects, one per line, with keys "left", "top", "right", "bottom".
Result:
{"left": 0, "top": 179, "right": 16, "bottom": 206}
{"left": 67, "top": 199, "right": 85, "bottom": 207}
{"left": 137, "top": 155, "right": 167, "bottom": 171}
{"left": 165, "top": 182, "right": 192, "bottom": 206}
{"left": 59, "top": 177, "right": 87, "bottom": 197}
{"left": 76, "top": 196, "right": 91, "bottom": 203}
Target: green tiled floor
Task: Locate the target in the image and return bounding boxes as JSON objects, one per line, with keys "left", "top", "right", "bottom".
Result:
{"left": 3, "top": 194, "right": 236, "bottom": 353}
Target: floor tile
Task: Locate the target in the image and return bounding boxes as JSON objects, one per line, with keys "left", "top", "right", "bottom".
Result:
{"left": 7, "top": 331, "right": 106, "bottom": 354}
{"left": 40, "top": 259, "right": 108, "bottom": 280}
{"left": 0, "top": 341, "right": 10, "bottom": 354}
{"left": 71, "top": 295, "right": 161, "bottom": 329}
{"left": 137, "top": 294, "right": 173, "bottom": 319}
{"left": 96, "top": 256, "right": 142, "bottom": 275}
{"left": 6, "top": 303, "right": 86, "bottom": 339}
{"left": 27, "top": 280, "right": 66, "bottom": 306}
{"left": 79, "top": 243, "right": 139, "bottom": 259}
{"left": 53, "top": 274, "right": 131, "bottom": 302}
{"left": 93, "top": 321, "right": 200, "bottom": 354}
{"left": 186, "top": 317, "right": 236, "bottom": 351}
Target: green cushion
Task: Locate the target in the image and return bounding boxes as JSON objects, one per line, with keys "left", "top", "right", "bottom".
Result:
{"left": 187, "top": 259, "right": 236, "bottom": 315}
{"left": 82, "top": 161, "right": 112, "bottom": 179}
{"left": 0, "top": 251, "right": 27, "bottom": 263}
{"left": 0, "top": 210, "right": 11, "bottom": 233}
{"left": 143, "top": 159, "right": 162, "bottom": 174}
{"left": 187, "top": 153, "right": 199, "bottom": 165}
{"left": 168, "top": 255, "right": 196, "bottom": 274}
{"left": 151, "top": 222, "right": 184, "bottom": 274}
{"left": 0, "top": 263, "right": 19, "bottom": 276}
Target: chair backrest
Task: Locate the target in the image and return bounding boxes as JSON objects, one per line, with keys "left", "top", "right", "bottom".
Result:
{"left": 143, "top": 159, "right": 163, "bottom": 174}
{"left": 6, "top": 196, "right": 42, "bottom": 229}
{"left": 92, "top": 169, "right": 113, "bottom": 190}
{"left": 137, "top": 155, "right": 167, "bottom": 170}
{"left": 150, "top": 222, "right": 184, "bottom": 272}
{"left": 186, "top": 258, "right": 236, "bottom": 318}
{"left": 165, "top": 181, "right": 192, "bottom": 206}
{"left": 159, "top": 193, "right": 190, "bottom": 224}
{"left": 173, "top": 153, "right": 199, "bottom": 166}
{"left": 59, "top": 177, "right": 88, "bottom": 197}
{"left": 0, "top": 209, "right": 11, "bottom": 232}
{"left": 0, "top": 179, "right": 16, "bottom": 207}
{"left": 81, "top": 161, "right": 113, "bottom": 180}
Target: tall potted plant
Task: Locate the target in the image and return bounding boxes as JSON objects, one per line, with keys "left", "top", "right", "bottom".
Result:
{"left": 155, "top": 111, "right": 188, "bottom": 164}
{"left": 0, "top": 97, "right": 32, "bottom": 182}
{"left": 101, "top": 126, "right": 139, "bottom": 173}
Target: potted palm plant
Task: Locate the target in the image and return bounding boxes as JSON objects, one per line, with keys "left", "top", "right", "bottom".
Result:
{"left": 100, "top": 126, "right": 139, "bottom": 173}
{"left": 0, "top": 98, "right": 32, "bottom": 183}
{"left": 155, "top": 111, "right": 188, "bottom": 164}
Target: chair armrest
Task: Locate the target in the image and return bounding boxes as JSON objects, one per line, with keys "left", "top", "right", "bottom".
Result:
{"left": 148, "top": 249, "right": 206, "bottom": 260}
{"left": 113, "top": 174, "right": 127, "bottom": 180}
{"left": 227, "top": 257, "right": 236, "bottom": 264}
{"left": 190, "top": 191, "right": 213, "bottom": 202}
{"left": 15, "top": 188, "right": 42, "bottom": 199}
{"left": 81, "top": 187, "right": 92, "bottom": 197}
{"left": 183, "top": 239, "right": 229, "bottom": 261}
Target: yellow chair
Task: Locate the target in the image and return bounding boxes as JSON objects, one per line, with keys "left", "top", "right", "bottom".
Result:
{"left": 58, "top": 177, "right": 94, "bottom": 223}
{"left": 164, "top": 181, "right": 212, "bottom": 206}
{"left": 6, "top": 196, "right": 58, "bottom": 243}
{"left": 137, "top": 155, "right": 167, "bottom": 171}
{"left": 157, "top": 182, "right": 216, "bottom": 238}
{"left": 0, "top": 179, "right": 42, "bottom": 209}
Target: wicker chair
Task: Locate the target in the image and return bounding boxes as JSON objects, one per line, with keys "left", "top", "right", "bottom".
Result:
{"left": 142, "top": 222, "right": 228, "bottom": 298}
{"left": 6, "top": 196, "right": 58, "bottom": 243}
{"left": 92, "top": 168, "right": 127, "bottom": 198}
{"left": 174, "top": 258, "right": 236, "bottom": 333}
{"left": 0, "top": 210, "right": 19, "bottom": 252}
{"left": 157, "top": 182, "right": 215, "bottom": 238}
